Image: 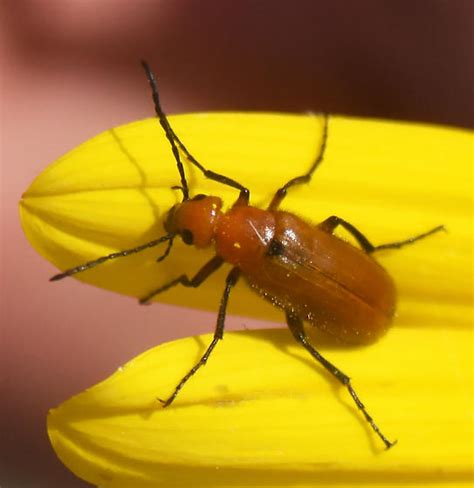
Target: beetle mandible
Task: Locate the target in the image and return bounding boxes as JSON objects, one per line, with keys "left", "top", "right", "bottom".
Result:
{"left": 51, "top": 61, "right": 444, "bottom": 449}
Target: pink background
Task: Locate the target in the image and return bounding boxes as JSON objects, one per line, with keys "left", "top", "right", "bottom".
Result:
{"left": 2, "top": 2, "right": 472, "bottom": 486}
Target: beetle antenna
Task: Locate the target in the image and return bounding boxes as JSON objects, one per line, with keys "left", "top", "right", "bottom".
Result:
{"left": 141, "top": 60, "right": 189, "bottom": 201}
{"left": 50, "top": 233, "right": 175, "bottom": 281}
{"left": 142, "top": 61, "right": 250, "bottom": 202}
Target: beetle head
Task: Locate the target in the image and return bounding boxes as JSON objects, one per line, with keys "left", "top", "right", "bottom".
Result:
{"left": 164, "top": 194, "right": 223, "bottom": 248}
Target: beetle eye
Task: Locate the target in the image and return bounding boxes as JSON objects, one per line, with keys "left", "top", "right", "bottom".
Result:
{"left": 181, "top": 229, "right": 194, "bottom": 245}
{"left": 192, "top": 194, "right": 206, "bottom": 201}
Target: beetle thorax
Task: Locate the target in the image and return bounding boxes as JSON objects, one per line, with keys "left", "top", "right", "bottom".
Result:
{"left": 215, "top": 205, "right": 276, "bottom": 272}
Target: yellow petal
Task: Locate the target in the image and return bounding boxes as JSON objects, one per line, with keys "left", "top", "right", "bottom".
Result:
{"left": 19, "top": 114, "right": 472, "bottom": 325}
{"left": 48, "top": 327, "right": 472, "bottom": 488}
{"left": 20, "top": 113, "right": 473, "bottom": 486}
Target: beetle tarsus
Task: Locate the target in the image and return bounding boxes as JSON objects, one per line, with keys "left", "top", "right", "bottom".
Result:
{"left": 372, "top": 225, "right": 446, "bottom": 252}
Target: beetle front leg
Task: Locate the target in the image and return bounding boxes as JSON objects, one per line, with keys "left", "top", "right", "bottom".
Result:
{"left": 268, "top": 114, "right": 329, "bottom": 211}
{"left": 139, "top": 255, "right": 224, "bottom": 303}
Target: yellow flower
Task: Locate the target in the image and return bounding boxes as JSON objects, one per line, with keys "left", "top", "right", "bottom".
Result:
{"left": 20, "top": 114, "right": 472, "bottom": 487}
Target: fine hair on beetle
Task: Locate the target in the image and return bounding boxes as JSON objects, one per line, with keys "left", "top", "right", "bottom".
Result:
{"left": 51, "top": 60, "right": 445, "bottom": 450}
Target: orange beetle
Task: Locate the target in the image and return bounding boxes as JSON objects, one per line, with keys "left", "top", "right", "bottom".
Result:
{"left": 51, "top": 61, "right": 443, "bottom": 448}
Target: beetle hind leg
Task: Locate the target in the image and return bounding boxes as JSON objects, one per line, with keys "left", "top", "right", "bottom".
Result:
{"left": 285, "top": 310, "right": 396, "bottom": 449}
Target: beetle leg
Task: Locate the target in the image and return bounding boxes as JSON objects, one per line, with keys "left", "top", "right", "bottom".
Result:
{"left": 368, "top": 225, "right": 445, "bottom": 252}
{"left": 139, "top": 255, "right": 224, "bottom": 304}
{"left": 268, "top": 113, "right": 329, "bottom": 211}
{"left": 318, "top": 216, "right": 377, "bottom": 253}
{"left": 158, "top": 267, "right": 240, "bottom": 407}
{"left": 285, "top": 309, "right": 396, "bottom": 449}
{"left": 319, "top": 216, "right": 444, "bottom": 254}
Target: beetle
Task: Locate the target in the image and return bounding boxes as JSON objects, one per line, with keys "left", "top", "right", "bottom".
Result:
{"left": 51, "top": 61, "right": 444, "bottom": 449}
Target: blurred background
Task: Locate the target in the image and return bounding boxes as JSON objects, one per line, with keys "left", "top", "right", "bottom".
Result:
{"left": 1, "top": 1, "right": 473, "bottom": 486}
